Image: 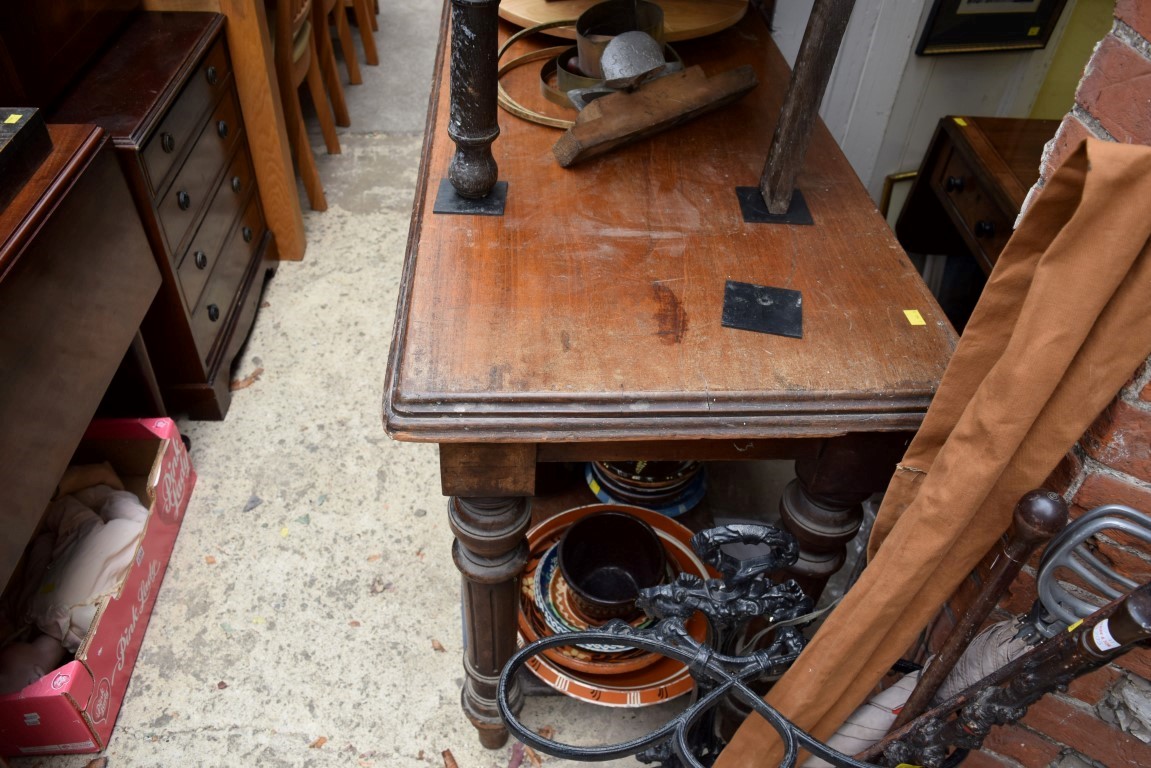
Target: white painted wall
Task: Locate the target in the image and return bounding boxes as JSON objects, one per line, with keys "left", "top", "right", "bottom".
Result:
{"left": 772, "top": 0, "right": 1075, "bottom": 201}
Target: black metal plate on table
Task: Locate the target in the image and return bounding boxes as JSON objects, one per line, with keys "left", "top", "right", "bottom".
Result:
{"left": 433, "top": 178, "right": 507, "bottom": 216}
{"left": 721, "top": 280, "right": 803, "bottom": 339}
{"left": 735, "top": 187, "right": 813, "bottom": 225}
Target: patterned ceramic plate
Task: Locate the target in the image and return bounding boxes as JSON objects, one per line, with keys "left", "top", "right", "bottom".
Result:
{"left": 517, "top": 504, "right": 718, "bottom": 706}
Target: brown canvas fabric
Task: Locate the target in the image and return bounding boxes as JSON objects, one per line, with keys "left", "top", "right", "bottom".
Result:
{"left": 714, "top": 139, "right": 1151, "bottom": 767}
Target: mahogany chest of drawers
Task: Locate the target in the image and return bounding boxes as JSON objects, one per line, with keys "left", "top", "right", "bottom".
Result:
{"left": 895, "top": 115, "right": 1057, "bottom": 331}
{"left": 53, "top": 11, "right": 278, "bottom": 420}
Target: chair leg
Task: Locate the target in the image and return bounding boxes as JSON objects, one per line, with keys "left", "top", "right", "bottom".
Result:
{"left": 333, "top": 2, "right": 362, "bottom": 85}
{"left": 305, "top": 39, "right": 341, "bottom": 154}
{"left": 369, "top": 0, "right": 379, "bottom": 31}
{"left": 314, "top": 11, "right": 351, "bottom": 125}
{"left": 281, "top": 83, "right": 327, "bottom": 211}
{"left": 351, "top": 0, "right": 378, "bottom": 66}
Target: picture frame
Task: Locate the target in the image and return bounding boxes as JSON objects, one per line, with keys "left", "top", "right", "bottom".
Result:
{"left": 916, "top": 0, "right": 1070, "bottom": 55}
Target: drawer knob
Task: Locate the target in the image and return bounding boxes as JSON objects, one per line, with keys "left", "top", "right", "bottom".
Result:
{"left": 177, "top": 190, "right": 191, "bottom": 210}
{"left": 207, "top": 304, "right": 220, "bottom": 322}
{"left": 217, "top": 120, "right": 229, "bottom": 139}
{"left": 194, "top": 251, "right": 208, "bottom": 270}
{"left": 945, "top": 175, "right": 965, "bottom": 193}
{"left": 161, "top": 132, "right": 176, "bottom": 153}
{"left": 975, "top": 220, "right": 996, "bottom": 238}
{"left": 242, "top": 226, "right": 254, "bottom": 243}
{"left": 206, "top": 66, "right": 218, "bottom": 86}
{"left": 231, "top": 176, "right": 242, "bottom": 193}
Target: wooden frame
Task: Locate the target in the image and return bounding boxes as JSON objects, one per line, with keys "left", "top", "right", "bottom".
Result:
{"left": 916, "top": 0, "right": 1069, "bottom": 55}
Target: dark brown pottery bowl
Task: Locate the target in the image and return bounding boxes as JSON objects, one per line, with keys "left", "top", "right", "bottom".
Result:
{"left": 558, "top": 510, "right": 666, "bottom": 620}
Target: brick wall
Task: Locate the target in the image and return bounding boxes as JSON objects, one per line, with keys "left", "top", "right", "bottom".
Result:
{"left": 925, "top": 3, "right": 1151, "bottom": 766}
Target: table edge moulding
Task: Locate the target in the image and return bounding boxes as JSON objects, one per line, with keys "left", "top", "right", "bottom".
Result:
{"left": 383, "top": 1, "right": 957, "bottom": 749}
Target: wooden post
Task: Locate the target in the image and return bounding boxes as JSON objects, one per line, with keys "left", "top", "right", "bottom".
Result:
{"left": 759, "top": 0, "right": 855, "bottom": 214}
{"left": 447, "top": 0, "right": 501, "bottom": 199}
{"left": 779, "top": 432, "right": 909, "bottom": 602}
{"left": 891, "top": 489, "right": 1068, "bottom": 729}
{"left": 440, "top": 444, "right": 536, "bottom": 748}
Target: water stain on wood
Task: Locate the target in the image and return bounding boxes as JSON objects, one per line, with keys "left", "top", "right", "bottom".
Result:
{"left": 652, "top": 282, "right": 688, "bottom": 343}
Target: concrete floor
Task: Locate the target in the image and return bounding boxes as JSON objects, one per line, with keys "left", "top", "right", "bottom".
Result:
{"left": 10, "top": 3, "right": 805, "bottom": 766}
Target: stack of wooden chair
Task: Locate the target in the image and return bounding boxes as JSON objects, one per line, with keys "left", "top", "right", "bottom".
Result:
{"left": 270, "top": 0, "right": 380, "bottom": 212}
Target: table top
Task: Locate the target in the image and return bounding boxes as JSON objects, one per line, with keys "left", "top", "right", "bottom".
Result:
{"left": 383, "top": 10, "right": 957, "bottom": 445}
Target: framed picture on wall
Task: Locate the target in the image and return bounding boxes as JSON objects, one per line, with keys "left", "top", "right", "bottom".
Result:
{"left": 916, "top": 0, "right": 1070, "bottom": 55}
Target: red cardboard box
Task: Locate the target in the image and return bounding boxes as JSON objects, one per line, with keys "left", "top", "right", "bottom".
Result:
{"left": 0, "top": 418, "right": 195, "bottom": 755}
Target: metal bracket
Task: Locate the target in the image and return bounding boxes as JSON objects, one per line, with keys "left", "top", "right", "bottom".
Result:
{"left": 433, "top": 178, "right": 508, "bottom": 216}
{"left": 736, "top": 187, "right": 813, "bottom": 225}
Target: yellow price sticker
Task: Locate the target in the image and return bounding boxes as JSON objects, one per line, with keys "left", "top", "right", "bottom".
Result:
{"left": 952, "top": 117, "right": 968, "bottom": 127}
{"left": 904, "top": 309, "right": 926, "bottom": 326}
{"left": 1028, "top": 26, "right": 1041, "bottom": 37}
{"left": 5, "top": 113, "right": 22, "bottom": 124}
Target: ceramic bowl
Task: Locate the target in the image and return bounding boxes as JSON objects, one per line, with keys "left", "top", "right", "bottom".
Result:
{"left": 558, "top": 510, "right": 666, "bottom": 621}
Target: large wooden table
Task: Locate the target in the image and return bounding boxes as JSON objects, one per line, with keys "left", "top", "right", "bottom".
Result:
{"left": 383, "top": 7, "right": 957, "bottom": 747}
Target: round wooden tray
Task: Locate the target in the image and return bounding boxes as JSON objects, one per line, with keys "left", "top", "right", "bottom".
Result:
{"left": 499, "top": 0, "right": 749, "bottom": 43}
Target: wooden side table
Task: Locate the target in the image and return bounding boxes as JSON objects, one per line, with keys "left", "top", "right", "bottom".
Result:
{"left": 896, "top": 116, "right": 1058, "bottom": 329}
{"left": 384, "top": 9, "right": 956, "bottom": 748}
{"left": 0, "top": 124, "right": 161, "bottom": 591}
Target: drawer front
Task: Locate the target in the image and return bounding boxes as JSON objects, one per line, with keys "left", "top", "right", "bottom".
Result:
{"left": 189, "top": 194, "right": 267, "bottom": 364}
{"left": 176, "top": 146, "right": 256, "bottom": 311}
{"left": 156, "top": 87, "right": 244, "bottom": 256}
{"left": 934, "top": 148, "right": 1013, "bottom": 271}
{"left": 141, "top": 35, "right": 231, "bottom": 196}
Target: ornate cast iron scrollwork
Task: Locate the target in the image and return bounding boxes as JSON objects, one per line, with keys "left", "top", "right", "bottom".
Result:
{"left": 498, "top": 520, "right": 1151, "bottom": 768}
{"left": 498, "top": 523, "right": 876, "bottom": 767}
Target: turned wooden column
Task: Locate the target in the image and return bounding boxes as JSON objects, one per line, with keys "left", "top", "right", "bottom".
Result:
{"left": 447, "top": 0, "right": 501, "bottom": 198}
{"left": 778, "top": 433, "right": 909, "bottom": 601}
{"left": 441, "top": 444, "right": 536, "bottom": 747}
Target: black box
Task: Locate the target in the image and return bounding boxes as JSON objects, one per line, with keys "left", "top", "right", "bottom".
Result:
{"left": 0, "top": 108, "right": 52, "bottom": 203}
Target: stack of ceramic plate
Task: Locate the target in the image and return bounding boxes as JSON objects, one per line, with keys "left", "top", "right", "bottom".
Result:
{"left": 586, "top": 461, "right": 707, "bottom": 517}
{"left": 518, "top": 504, "right": 714, "bottom": 706}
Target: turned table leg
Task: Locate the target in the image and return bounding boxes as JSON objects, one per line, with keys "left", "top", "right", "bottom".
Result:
{"left": 779, "top": 433, "right": 910, "bottom": 601}
{"left": 440, "top": 444, "right": 536, "bottom": 747}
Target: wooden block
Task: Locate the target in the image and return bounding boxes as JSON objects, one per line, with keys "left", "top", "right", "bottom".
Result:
{"left": 552, "top": 65, "right": 758, "bottom": 167}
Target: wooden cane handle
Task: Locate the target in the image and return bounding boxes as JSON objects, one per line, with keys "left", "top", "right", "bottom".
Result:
{"left": 1007, "top": 489, "right": 1069, "bottom": 556}
{"left": 891, "top": 489, "right": 1067, "bottom": 729}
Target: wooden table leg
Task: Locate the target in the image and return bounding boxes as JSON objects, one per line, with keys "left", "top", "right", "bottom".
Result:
{"left": 779, "top": 433, "right": 910, "bottom": 601}
{"left": 441, "top": 444, "right": 536, "bottom": 748}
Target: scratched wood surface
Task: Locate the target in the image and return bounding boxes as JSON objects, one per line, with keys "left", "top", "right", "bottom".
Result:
{"left": 384, "top": 10, "right": 957, "bottom": 443}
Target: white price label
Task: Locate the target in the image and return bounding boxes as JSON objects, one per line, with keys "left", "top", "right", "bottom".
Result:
{"left": 1092, "top": 619, "right": 1121, "bottom": 652}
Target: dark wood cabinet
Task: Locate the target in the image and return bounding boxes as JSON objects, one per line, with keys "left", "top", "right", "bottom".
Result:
{"left": 896, "top": 116, "right": 1057, "bottom": 331}
{"left": 0, "top": 124, "right": 161, "bottom": 590}
{"left": 53, "top": 11, "right": 278, "bottom": 420}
